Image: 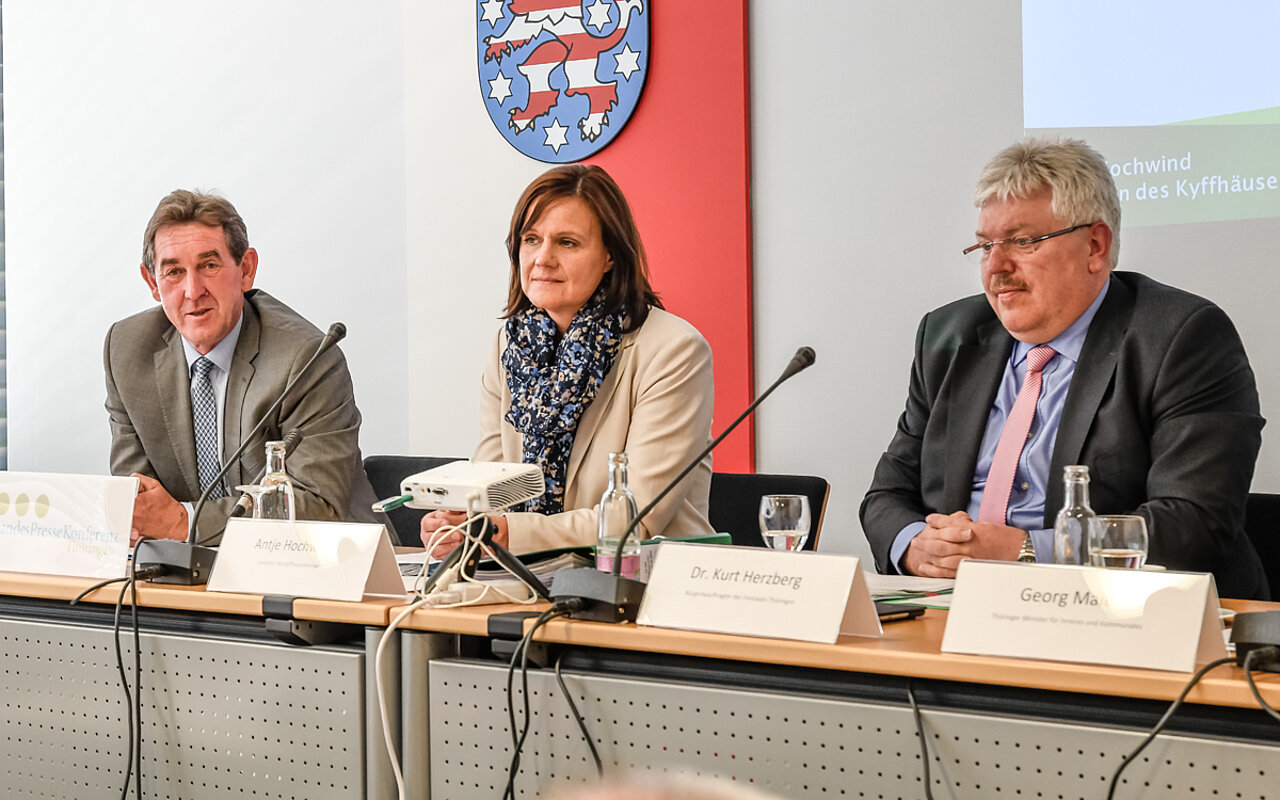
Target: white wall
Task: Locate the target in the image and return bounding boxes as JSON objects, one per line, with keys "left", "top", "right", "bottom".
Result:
{"left": 5, "top": 0, "right": 409, "bottom": 471}
{"left": 5, "top": 1, "right": 1276, "bottom": 566}
{"left": 748, "top": 0, "right": 1025, "bottom": 558}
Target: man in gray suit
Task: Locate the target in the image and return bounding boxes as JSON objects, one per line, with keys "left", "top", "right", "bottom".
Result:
{"left": 104, "top": 190, "right": 379, "bottom": 545}
{"left": 861, "top": 138, "right": 1267, "bottom": 599}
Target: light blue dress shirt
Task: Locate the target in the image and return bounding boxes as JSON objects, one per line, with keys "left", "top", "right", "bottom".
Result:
{"left": 889, "top": 281, "right": 1110, "bottom": 572}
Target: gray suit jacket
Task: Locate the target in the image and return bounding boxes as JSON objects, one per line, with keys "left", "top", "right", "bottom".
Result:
{"left": 860, "top": 272, "right": 1268, "bottom": 599}
{"left": 104, "top": 289, "right": 379, "bottom": 543}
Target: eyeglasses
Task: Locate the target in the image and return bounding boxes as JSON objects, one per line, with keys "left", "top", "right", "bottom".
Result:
{"left": 962, "top": 222, "right": 1095, "bottom": 263}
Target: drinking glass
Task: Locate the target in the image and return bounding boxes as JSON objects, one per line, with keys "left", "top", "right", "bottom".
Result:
{"left": 758, "top": 494, "right": 811, "bottom": 552}
{"left": 233, "top": 483, "right": 295, "bottom": 521}
{"left": 1088, "top": 515, "right": 1149, "bottom": 568}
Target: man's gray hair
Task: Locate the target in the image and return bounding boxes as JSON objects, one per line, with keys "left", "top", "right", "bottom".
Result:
{"left": 142, "top": 189, "right": 250, "bottom": 273}
{"left": 975, "top": 137, "right": 1121, "bottom": 268}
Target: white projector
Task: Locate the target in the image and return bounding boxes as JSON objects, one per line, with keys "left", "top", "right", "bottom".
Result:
{"left": 401, "top": 461, "right": 545, "bottom": 512}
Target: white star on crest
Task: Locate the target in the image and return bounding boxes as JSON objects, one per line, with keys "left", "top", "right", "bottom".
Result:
{"left": 543, "top": 119, "right": 569, "bottom": 153}
{"left": 480, "top": 0, "right": 505, "bottom": 27}
{"left": 488, "top": 71, "right": 513, "bottom": 105}
{"left": 585, "top": 0, "right": 613, "bottom": 32}
{"left": 614, "top": 44, "right": 641, "bottom": 81}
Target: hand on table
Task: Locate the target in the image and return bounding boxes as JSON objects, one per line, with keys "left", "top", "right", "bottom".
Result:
{"left": 130, "top": 474, "right": 189, "bottom": 545}
{"left": 420, "top": 510, "right": 510, "bottom": 559}
{"left": 902, "top": 510, "right": 1025, "bottom": 577}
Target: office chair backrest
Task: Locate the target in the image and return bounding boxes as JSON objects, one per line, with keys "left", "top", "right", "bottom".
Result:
{"left": 363, "top": 454, "right": 465, "bottom": 546}
{"left": 708, "top": 473, "right": 830, "bottom": 550}
{"left": 1245, "top": 492, "right": 1280, "bottom": 600}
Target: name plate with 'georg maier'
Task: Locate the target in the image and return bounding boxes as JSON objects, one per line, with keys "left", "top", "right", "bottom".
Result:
{"left": 637, "top": 542, "right": 881, "bottom": 643}
{"left": 941, "top": 560, "right": 1225, "bottom": 672}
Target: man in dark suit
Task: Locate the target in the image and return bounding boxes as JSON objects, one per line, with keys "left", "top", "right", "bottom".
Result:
{"left": 104, "top": 190, "right": 378, "bottom": 545}
{"left": 860, "top": 139, "right": 1267, "bottom": 599}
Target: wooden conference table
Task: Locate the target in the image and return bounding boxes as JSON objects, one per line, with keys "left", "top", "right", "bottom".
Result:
{"left": 0, "top": 571, "right": 406, "bottom": 800}
{"left": 398, "top": 597, "right": 1280, "bottom": 799}
{"left": 2, "top": 571, "right": 1278, "bottom": 799}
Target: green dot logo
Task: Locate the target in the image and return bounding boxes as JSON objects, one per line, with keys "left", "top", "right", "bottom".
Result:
{"left": 0, "top": 492, "right": 9, "bottom": 514}
{"left": 34, "top": 495, "right": 51, "bottom": 518}
{"left": 15, "top": 494, "right": 30, "bottom": 516}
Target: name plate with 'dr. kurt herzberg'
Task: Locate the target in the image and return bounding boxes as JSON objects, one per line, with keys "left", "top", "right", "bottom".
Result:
{"left": 637, "top": 542, "right": 882, "bottom": 643}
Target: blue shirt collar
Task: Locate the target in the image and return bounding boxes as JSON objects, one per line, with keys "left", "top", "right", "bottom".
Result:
{"left": 181, "top": 313, "right": 245, "bottom": 375}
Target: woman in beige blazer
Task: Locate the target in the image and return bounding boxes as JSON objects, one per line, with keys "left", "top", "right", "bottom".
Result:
{"left": 422, "top": 165, "right": 715, "bottom": 554}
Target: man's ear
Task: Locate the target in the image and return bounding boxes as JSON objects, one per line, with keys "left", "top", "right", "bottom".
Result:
{"left": 1087, "top": 222, "right": 1114, "bottom": 274}
{"left": 140, "top": 263, "right": 162, "bottom": 302}
{"left": 239, "top": 247, "right": 259, "bottom": 291}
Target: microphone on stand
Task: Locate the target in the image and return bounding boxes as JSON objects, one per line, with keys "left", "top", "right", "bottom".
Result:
{"left": 136, "top": 323, "right": 347, "bottom": 584}
{"left": 228, "top": 428, "right": 304, "bottom": 519}
{"left": 550, "top": 346, "right": 817, "bottom": 622}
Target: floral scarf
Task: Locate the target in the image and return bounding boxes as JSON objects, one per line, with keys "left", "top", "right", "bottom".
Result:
{"left": 502, "top": 289, "right": 625, "bottom": 514}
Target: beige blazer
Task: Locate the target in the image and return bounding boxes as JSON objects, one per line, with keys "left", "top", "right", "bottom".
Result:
{"left": 477, "top": 307, "right": 715, "bottom": 553}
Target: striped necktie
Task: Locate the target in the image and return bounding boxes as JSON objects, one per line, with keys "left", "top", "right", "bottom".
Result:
{"left": 977, "top": 345, "right": 1056, "bottom": 525}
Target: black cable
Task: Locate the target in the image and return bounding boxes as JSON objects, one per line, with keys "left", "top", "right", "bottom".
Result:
{"left": 112, "top": 578, "right": 136, "bottom": 800}
{"left": 1242, "top": 646, "right": 1280, "bottom": 723}
{"left": 70, "top": 576, "right": 130, "bottom": 605}
{"left": 1105, "top": 655, "right": 1236, "bottom": 800}
{"left": 905, "top": 677, "right": 935, "bottom": 800}
{"left": 130, "top": 557, "right": 144, "bottom": 800}
{"left": 504, "top": 605, "right": 574, "bottom": 800}
{"left": 554, "top": 650, "right": 603, "bottom": 777}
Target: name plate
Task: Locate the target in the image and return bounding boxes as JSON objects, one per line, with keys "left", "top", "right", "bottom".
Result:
{"left": 0, "top": 471, "right": 134, "bottom": 578}
{"left": 636, "top": 542, "right": 881, "bottom": 643}
{"left": 208, "top": 519, "right": 404, "bottom": 602}
{"left": 941, "top": 560, "right": 1225, "bottom": 672}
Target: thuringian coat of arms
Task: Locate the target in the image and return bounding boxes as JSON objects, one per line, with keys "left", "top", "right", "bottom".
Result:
{"left": 477, "top": 0, "right": 649, "bottom": 163}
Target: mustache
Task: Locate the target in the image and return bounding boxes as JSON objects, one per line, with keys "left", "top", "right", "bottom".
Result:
{"left": 987, "top": 278, "right": 1027, "bottom": 293}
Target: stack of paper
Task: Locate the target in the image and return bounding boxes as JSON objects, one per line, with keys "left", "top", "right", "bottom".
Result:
{"left": 863, "top": 571, "right": 955, "bottom": 609}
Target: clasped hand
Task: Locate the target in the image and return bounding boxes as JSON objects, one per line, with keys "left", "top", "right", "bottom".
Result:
{"left": 902, "top": 511, "right": 1025, "bottom": 578}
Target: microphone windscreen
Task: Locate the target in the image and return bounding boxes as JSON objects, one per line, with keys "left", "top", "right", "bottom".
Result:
{"left": 779, "top": 346, "right": 817, "bottom": 380}
{"left": 282, "top": 428, "right": 305, "bottom": 457}
{"left": 327, "top": 322, "right": 347, "bottom": 342}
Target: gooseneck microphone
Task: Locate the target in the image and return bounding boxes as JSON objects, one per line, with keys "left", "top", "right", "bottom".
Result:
{"left": 136, "top": 323, "right": 347, "bottom": 584}
{"left": 550, "top": 346, "right": 817, "bottom": 622}
{"left": 228, "top": 428, "right": 304, "bottom": 519}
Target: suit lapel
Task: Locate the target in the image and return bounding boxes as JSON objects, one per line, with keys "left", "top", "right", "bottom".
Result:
{"left": 565, "top": 331, "right": 634, "bottom": 492}
{"left": 156, "top": 327, "right": 201, "bottom": 498}
{"left": 224, "top": 299, "right": 261, "bottom": 489}
{"left": 942, "top": 318, "right": 1012, "bottom": 511}
{"left": 1046, "top": 275, "right": 1131, "bottom": 522}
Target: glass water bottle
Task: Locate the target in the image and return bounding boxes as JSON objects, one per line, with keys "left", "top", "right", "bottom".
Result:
{"left": 596, "top": 452, "right": 640, "bottom": 578}
{"left": 257, "top": 440, "right": 297, "bottom": 521}
{"left": 1052, "top": 465, "right": 1094, "bottom": 565}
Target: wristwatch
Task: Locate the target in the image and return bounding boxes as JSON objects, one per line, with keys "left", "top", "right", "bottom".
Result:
{"left": 1017, "top": 532, "right": 1037, "bottom": 563}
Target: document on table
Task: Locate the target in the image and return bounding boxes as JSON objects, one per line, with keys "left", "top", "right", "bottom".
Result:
{"left": 862, "top": 571, "right": 955, "bottom": 609}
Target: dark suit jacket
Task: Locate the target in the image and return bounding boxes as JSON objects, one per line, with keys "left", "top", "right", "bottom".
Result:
{"left": 104, "top": 289, "right": 379, "bottom": 543}
{"left": 860, "top": 272, "right": 1267, "bottom": 599}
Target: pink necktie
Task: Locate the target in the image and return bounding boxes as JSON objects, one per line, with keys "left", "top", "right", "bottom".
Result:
{"left": 978, "top": 345, "right": 1056, "bottom": 525}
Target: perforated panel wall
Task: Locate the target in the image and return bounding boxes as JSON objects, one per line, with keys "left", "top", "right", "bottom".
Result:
{"left": 429, "top": 658, "right": 1278, "bottom": 799}
{"left": 0, "top": 615, "right": 366, "bottom": 800}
